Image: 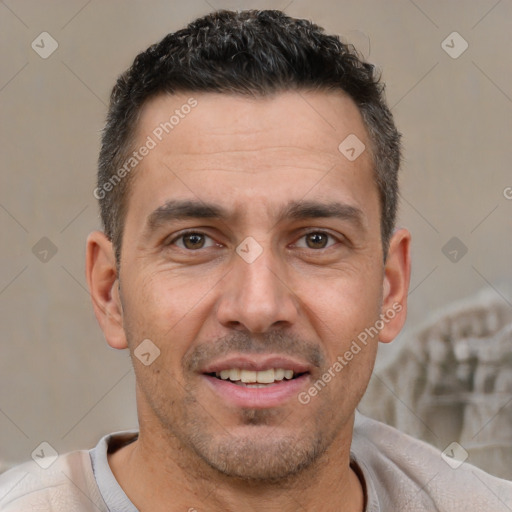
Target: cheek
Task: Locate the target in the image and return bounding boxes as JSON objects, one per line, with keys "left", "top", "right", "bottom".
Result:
{"left": 315, "top": 296, "right": 380, "bottom": 408}
{"left": 124, "top": 268, "right": 202, "bottom": 327}
{"left": 300, "top": 266, "right": 382, "bottom": 336}
{"left": 121, "top": 269, "right": 219, "bottom": 373}
{"left": 300, "top": 273, "right": 383, "bottom": 396}
{"left": 119, "top": 270, "right": 182, "bottom": 355}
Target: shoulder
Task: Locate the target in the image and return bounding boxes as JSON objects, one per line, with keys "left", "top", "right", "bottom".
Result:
{"left": 0, "top": 450, "right": 108, "bottom": 512}
{"left": 352, "top": 412, "right": 512, "bottom": 511}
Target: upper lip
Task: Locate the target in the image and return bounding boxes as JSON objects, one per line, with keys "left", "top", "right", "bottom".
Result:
{"left": 200, "top": 355, "right": 313, "bottom": 374}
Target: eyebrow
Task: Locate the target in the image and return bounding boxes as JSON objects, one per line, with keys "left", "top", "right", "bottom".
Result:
{"left": 144, "top": 198, "right": 365, "bottom": 236}
{"left": 145, "top": 200, "right": 229, "bottom": 234}
{"left": 281, "top": 200, "right": 364, "bottom": 229}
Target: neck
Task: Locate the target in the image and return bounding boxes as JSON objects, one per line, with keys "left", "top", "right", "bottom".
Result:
{"left": 108, "top": 416, "right": 365, "bottom": 512}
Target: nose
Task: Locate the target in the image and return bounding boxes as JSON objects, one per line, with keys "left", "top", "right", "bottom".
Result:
{"left": 215, "top": 243, "right": 299, "bottom": 333}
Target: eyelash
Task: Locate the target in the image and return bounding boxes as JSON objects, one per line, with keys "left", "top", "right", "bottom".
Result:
{"left": 167, "top": 229, "right": 343, "bottom": 251}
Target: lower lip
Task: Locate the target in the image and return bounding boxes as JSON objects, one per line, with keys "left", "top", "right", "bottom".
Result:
{"left": 203, "top": 374, "right": 310, "bottom": 409}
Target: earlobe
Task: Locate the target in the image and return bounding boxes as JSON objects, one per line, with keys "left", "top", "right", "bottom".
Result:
{"left": 85, "top": 231, "right": 128, "bottom": 350}
{"left": 379, "top": 228, "right": 411, "bottom": 344}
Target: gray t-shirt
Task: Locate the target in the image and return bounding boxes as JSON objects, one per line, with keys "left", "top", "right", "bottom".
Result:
{"left": 88, "top": 427, "right": 377, "bottom": 511}
{"left": 87, "top": 411, "right": 512, "bottom": 511}
{"left": 2, "top": 411, "right": 512, "bottom": 511}
{"left": 89, "top": 431, "right": 138, "bottom": 512}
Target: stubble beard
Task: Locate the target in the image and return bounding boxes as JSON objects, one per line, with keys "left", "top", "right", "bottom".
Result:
{"left": 130, "top": 329, "right": 356, "bottom": 484}
{"left": 145, "top": 384, "right": 344, "bottom": 484}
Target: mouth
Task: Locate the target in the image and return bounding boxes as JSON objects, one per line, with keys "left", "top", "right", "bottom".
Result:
{"left": 207, "top": 368, "right": 308, "bottom": 388}
{"left": 201, "top": 356, "right": 312, "bottom": 408}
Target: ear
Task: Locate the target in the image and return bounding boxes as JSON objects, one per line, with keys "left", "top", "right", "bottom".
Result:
{"left": 85, "top": 230, "right": 127, "bottom": 349}
{"left": 379, "top": 228, "right": 411, "bottom": 343}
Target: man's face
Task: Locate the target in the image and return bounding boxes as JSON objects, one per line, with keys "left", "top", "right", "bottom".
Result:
{"left": 114, "top": 91, "right": 393, "bottom": 480}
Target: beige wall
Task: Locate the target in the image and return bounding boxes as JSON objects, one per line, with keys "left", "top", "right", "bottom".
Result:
{"left": 1, "top": 0, "right": 511, "bottom": 467}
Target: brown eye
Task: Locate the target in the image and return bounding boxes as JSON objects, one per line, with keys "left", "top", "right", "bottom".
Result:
{"left": 171, "top": 232, "right": 216, "bottom": 250}
{"left": 305, "top": 232, "right": 330, "bottom": 249}
{"left": 183, "top": 233, "right": 204, "bottom": 249}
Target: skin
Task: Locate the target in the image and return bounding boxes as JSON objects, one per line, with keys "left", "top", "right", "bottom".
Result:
{"left": 86, "top": 90, "right": 411, "bottom": 512}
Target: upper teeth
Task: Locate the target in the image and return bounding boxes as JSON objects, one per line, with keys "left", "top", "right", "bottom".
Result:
{"left": 216, "top": 368, "right": 294, "bottom": 383}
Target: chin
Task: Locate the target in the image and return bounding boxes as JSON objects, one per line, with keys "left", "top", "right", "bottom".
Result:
{"left": 189, "top": 423, "right": 327, "bottom": 482}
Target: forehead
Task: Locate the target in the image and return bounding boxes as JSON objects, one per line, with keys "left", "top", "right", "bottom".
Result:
{"left": 124, "top": 90, "right": 378, "bottom": 232}
{"left": 136, "top": 90, "right": 369, "bottom": 166}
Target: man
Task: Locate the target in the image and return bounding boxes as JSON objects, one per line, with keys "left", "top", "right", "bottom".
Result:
{"left": 1, "top": 9, "right": 510, "bottom": 512}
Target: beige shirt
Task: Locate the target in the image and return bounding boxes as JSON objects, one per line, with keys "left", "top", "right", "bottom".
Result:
{"left": 1, "top": 412, "right": 511, "bottom": 511}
